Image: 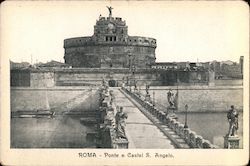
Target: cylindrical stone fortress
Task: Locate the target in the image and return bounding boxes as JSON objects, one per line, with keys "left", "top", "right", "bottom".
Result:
{"left": 64, "top": 16, "right": 156, "bottom": 68}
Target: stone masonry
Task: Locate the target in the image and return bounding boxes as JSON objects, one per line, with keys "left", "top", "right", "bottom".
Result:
{"left": 64, "top": 10, "right": 156, "bottom": 68}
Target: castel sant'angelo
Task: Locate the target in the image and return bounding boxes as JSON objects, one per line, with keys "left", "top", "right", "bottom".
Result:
{"left": 11, "top": 7, "right": 213, "bottom": 87}
{"left": 64, "top": 6, "right": 156, "bottom": 68}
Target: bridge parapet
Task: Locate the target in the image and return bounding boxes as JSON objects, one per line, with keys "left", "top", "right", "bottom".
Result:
{"left": 178, "top": 124, "right": 185, "bottom": 138}
{"left": 122, "top": 87, "right": 217, "bottom": 149}
{"left": 196, "top": 135, "right": 204, "bottom": 148}
{"left": 189, "top": 131, "right": 197, "bottom": 148}
{"left": 97, "top": 86, "right": 129, "bottom": 148}
{"left": 176, "top": 123, "right": 184, "bottom": 136}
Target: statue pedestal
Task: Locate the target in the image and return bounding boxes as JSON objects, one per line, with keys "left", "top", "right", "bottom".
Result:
{"left": 113, "top": 138, "right": 129, "bottom": 149}
{"left": 224, "top": 135, "right": 240, "bottom": 149}
{"left": 167, "top": 107, "right": 178, "bottom": 119}
{"left": 145, "top": 94, "right": 151, "bottom": 102}
{"left": 134, "top": 88, "right": 138, "bottom": 93}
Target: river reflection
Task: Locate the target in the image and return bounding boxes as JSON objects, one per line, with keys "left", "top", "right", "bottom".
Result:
{"left": 11, "top": 112, "right": 243, "bottom": 148}
{"left": 176, "top": 112, "right": 243, "bottom": 148}
{"left": 11, "top": 115, "right": 97, "bottom": 148}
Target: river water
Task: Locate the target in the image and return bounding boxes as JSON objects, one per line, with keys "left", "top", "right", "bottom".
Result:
{"left": 11, "top": 111, "right": 243, "bottom": 148}
{"left": 176, "top": 112, "right": 243, "bottom": 148}
{"left": 11, "top": 115, "right": 96, "bottom": 148}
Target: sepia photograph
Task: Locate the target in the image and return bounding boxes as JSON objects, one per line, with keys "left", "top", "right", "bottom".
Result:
{"left": 1, "top": 0, "right": 249, "bottom": 165}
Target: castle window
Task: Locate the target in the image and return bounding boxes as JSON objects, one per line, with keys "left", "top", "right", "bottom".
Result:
{"left": 114, "top": 36, "right": 116, "bottom": 41}
{"left": 134, "top": 39, "right": 136, "bottom": 42}
{"left": 106, "top": 36, "right": 108, "bottom": 41}
{"left": 110, "top": 37, "right": 112, "bottom": 41}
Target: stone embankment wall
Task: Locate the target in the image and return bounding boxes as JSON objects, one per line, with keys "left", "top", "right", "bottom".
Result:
{"left": 141, "top": 86, "right": 243, "bottom": 112}
{"left": 30, "top": 71, "right": 55, "bottom": 87}
{"left": 55, "top": 69, "right": 211, "bottom": 87}
{"left": 55, "top": 69, "right": 160, "bottom": 86}
{"left": 11, "top": 68, "right": 212, "bottom": 87}
{"left": 11, "top": 87, "right": 99, "bottom": 112}
{"left": 11, "top": 70, "right": 55, "bottom": 88}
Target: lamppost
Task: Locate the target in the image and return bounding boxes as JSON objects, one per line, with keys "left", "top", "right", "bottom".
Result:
{"left": 176, "top": 70, "right": 179, "bottom": 110}
{"left": 153, "top": 91, "right": 155, "bottom": 107}
{"left": 132, "top": 65, "right": 136, "bottom": 92}
{"left": 184, "top": 104, "right": 188, "bottom": 128}
{"left": 127, "top": 51, "right": 132, "bottom": 91}
{"left": 145, "top": 84, "right": 150, "bottom": 102}
{"left": 138, "top": 85, "right": 141, "bottom": 97}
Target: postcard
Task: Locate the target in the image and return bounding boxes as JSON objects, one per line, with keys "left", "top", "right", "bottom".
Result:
{"left": 0, "top": 0, "right": 249, "bottom": 165}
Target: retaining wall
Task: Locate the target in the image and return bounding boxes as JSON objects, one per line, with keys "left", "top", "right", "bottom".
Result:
{"left": 11, "top": 87, "right": 99, "bottom": 112}
{"left": 141, "top": 86, "right": 243, "bottom": 112}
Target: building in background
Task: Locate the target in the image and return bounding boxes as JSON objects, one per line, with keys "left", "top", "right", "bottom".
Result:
{"left": 10, "top": 61, "right": 31, "bottom": 70}
{"left": 36, "top": 60, "right": 71, "bottom": 69}
{"left": 240, "top": 56, "right": 244, "bottom": 75}
{"left": 151, "top": 62, "right": 177, "bottom": 70}
{"left": 210, "top": 58, "right": 243, "bottom": 79}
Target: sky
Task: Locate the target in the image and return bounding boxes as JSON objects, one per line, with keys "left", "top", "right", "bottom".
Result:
{"left": 1, "top": 0, "right": 249, "bottom": 63}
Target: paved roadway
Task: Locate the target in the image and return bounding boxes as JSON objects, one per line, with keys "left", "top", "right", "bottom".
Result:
{"left": 112, "top": 88, "right": 175, "bottom": 149}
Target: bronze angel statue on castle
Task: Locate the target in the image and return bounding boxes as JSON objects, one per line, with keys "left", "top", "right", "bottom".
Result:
{"left": 106, "top": 6, "right": 113, "bottom": 17}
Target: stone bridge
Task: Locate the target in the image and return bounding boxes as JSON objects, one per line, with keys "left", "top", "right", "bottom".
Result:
{"left": 97, "top": 85, "right": 217, "bottom": 149}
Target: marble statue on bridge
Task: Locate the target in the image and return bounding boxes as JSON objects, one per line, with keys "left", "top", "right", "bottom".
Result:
{"left": 227, "top": 105, "right": 239, "bottom": 137}
{"left": 224, "top": 105, "right": 240, "bottom": 149}
{"left": 115, "top": 106, "right": 128, "bottom": 139}
{"left": 167, "top": 89, "right": 178, "bottom": 109}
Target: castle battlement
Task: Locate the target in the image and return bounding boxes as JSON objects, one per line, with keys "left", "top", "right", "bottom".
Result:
{"left": 64, "top": 36, "right": 156, "bottom": 48}
{"left": 97, "top": 17, "right": 126, "bottom": 26}
{"left": 64, "top": 37, "right": 92, "bottom": 48}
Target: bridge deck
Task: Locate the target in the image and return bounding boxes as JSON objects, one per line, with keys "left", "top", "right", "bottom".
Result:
{"left": 112, "top": 88, "right": 176, "bottom": 149}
